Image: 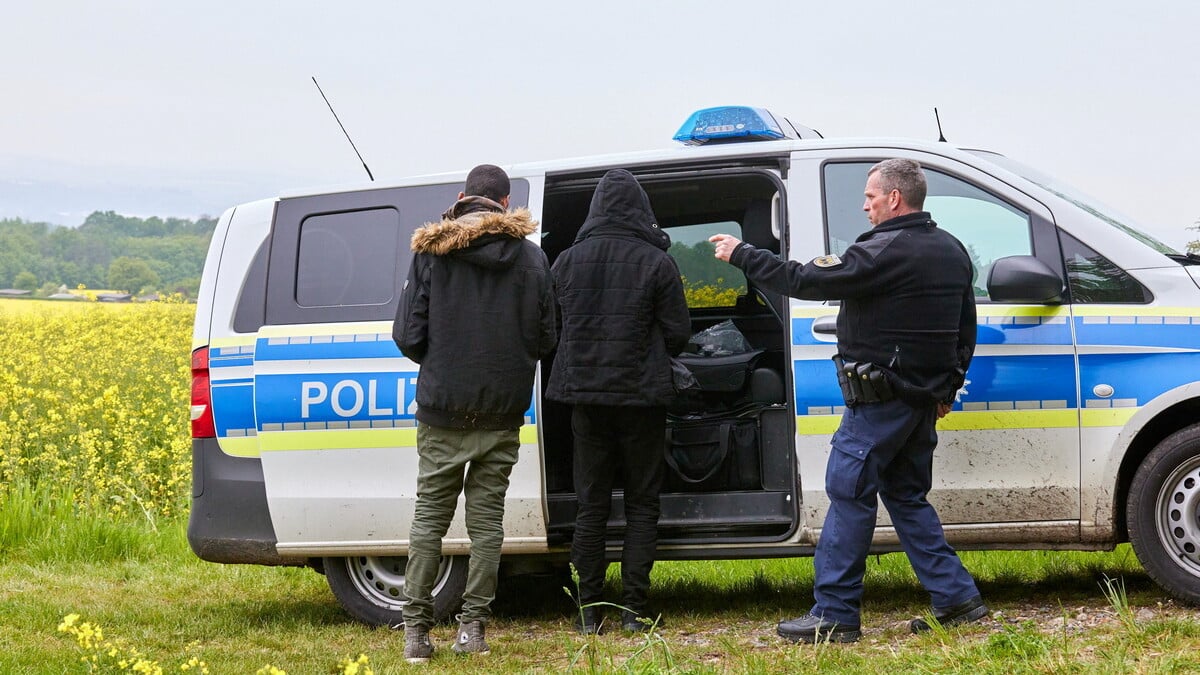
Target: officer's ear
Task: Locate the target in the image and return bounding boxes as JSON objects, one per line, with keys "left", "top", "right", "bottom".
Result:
{"left": 889, "top": 188, "right": 903, "bottom": 211}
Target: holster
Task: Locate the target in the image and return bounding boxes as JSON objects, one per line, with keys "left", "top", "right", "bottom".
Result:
{"left": 832, "top": 355, "right": 895, "bottom": 406}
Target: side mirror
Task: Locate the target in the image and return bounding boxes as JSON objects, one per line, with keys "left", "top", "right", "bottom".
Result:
{"left": 986, "top": 255, "right": 1064, "bottom": 303}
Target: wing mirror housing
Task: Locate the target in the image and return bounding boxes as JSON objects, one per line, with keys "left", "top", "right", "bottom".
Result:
{"left": 986, "top": 255, "right": 1065, "bottom": 304}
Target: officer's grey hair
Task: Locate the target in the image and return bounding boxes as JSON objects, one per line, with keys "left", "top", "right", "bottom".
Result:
{"left": 868, "top": 159, "right": 927, "bottom": 210}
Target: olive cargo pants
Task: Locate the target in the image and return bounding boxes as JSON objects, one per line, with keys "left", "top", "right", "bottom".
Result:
{"left": 403, "top": 423, "right": 520, "bottom": 628}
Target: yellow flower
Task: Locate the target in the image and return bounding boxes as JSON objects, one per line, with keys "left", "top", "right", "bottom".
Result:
{"left": 336, "top": 654, "right": 373, "bottom": 675}
{"left": 58, "top": 613, "right": 81, "bottom": 631}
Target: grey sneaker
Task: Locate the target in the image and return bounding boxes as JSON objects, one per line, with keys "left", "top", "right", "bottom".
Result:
{"left": 404, "top": 625, "right": 435, "bottom": 664}
{"left": 451, "top": 619, "right": 490, "bottom": 656}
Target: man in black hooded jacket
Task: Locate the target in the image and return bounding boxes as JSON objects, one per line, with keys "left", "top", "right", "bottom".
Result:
{"left": 393, "top": 164, "right": 556, "bottom": 662}
{"left": 547, "top": 168, "right": 691, "bottom": 633}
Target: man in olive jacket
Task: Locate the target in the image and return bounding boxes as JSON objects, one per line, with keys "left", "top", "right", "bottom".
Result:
{"left": 546, "top": 168, "right": 691, "bottom": 633}
{"left": 393, "top": 164, "right": 556, "bottom": 662}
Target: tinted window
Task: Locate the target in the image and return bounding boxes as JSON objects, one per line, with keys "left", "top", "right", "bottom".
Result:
{"left": 233, "top": 241, "right": 268, "bottom": 332}
{"left": 296, "top": 208, "right": 400, "bottom": 307}
{"left": 823, "top": 162, "right": 1033, "bottom": 300}
{"left": 666, "top": 221, "right": 748, "bottom": 308}
{"left": 265, "top": 180, "right": 530, "bottom": 325}
{"left": 1060, "top": 230, "right": 1150, "bottom": 303}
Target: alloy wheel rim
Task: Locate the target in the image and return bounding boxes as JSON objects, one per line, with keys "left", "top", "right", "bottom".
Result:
{"left": 1156, "top": 454, "right": 1200, "bottom": 574}
{"left": 345, "top": 556, "right": 452, "bottom": 610}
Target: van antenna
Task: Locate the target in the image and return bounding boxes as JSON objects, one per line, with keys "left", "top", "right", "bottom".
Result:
{"left": 312, "top": 76, "right": 374, "bottom": 181}
{"left": 933, "top": 107, "right": 947, "bottom": 143}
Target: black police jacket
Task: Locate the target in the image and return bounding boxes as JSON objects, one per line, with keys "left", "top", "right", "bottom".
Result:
{"left": 730, "top": 211, "right": 976, "bottom": 405}
{"left": 545, "top": 169, "right": 691, "bottom": 407}
{"left": 393, "top": 199, "right": 557, "bottom": 429}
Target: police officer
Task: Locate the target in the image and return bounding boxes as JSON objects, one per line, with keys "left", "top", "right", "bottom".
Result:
{"left": 710, "top": 158, "right": 987, "bottom": 643}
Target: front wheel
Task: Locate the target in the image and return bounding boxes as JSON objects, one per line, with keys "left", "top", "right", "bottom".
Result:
{"left": 1127, "top": 423, "right": 1200, "bottom": 605}
{"left": 323, "top": 555, "right": 467, "bottom": 627}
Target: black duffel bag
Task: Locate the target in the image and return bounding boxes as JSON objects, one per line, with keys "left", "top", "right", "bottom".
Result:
{"left": 663, "top": 414, "right": 761, "bottom": 492}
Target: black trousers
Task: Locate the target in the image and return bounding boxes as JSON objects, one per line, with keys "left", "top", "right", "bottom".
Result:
{"left": 570, "top": 404, "right": 667, "bottom": 612}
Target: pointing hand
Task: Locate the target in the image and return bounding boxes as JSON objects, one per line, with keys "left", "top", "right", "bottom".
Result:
{"left": 709, "top": 234, "right": 742, "bottom": 262}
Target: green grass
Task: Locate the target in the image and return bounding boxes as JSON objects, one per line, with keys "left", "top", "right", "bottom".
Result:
{"left": 3, "top": 506, "right": 1199, "bottom": 674}
{"left": 0, "top": 480, "right": 174, "bottom": 564}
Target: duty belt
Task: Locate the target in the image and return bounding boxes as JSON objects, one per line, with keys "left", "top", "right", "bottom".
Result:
{"left": 832, "top": 355, "right": 895, "bottom": 406}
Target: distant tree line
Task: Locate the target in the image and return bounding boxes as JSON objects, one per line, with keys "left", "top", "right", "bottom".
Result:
{"left": 0, "top": 211, "right": 216, "bottom": 297}
{"left": 668, "top": 240, "right": 744, "bottom": 289}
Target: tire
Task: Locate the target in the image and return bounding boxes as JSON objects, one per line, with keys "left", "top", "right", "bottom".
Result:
{"left": 1127, "top": 423, "right": 1200, "bottom": 606}
{"left": 323, "top": 555, "right": 467, "bottom": 627}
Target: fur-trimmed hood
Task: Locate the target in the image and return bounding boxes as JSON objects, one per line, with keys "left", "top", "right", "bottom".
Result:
{"left": 411, "top": 207, "right": 538, "bottom": 270}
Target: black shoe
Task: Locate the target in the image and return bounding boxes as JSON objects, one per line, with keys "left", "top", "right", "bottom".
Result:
{"left": 910, "top": 595, "right": 989, "bottom": 633}
{"left": 620, "top": 609, "right": 663, "bottom": 633}
{"left": 574, "top": 606, "right": 603, "bottom": 635}
{"left": 777, "top": 613, "right": 861, "bottom": 644}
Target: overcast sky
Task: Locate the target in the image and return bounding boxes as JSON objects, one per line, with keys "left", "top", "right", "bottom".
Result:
{"left": 2, "top": 1, "right": 1196, "bottom": 249}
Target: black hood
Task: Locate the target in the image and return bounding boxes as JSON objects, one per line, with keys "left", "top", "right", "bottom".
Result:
{"left": 575, "top": 169, "right": 671, "bottom": 251}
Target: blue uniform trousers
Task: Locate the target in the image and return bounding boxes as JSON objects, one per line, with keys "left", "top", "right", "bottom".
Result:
{"left": 811, "top": 398, "right": 979, "bottom": 625}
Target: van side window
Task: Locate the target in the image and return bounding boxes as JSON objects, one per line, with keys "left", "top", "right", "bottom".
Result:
{"left": 1060, "top": 230, "right": 1151, "bottom": 303}
{"left": 823, "top": 162, "right": 1034, "bottom": 301}
{"left": 265, "top": 180, "right": 527, "bottom": 326}
{"left": 233, "top": 241, "right": 269, "bottom": 333}
{"left": 296, "top": 208, "right": 400, "bottom": 307}
{"left": 666, "top": 221, "right": 748, "bottom": 308}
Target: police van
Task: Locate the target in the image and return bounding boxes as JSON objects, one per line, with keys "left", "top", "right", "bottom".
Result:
{"left": 189, "top": 106, "right": 1200, "bottom": 625}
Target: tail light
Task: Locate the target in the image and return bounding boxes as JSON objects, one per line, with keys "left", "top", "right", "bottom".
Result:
{"left": 190, "top": 347, "right": 216, "bottom": 438}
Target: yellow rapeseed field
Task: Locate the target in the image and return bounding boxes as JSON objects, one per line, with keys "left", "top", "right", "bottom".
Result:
{"left": 0, "top": 298, "right": 193, "bottom": 520}
{"left": 683, "top": 280, "right": 741, "bottom": 308}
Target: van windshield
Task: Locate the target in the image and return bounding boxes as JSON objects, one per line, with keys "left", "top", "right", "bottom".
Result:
{"left": 968, "top": 150, "right": 1182, "bottom": 257}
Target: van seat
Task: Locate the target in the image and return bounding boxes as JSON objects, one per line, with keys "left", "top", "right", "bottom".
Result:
{"left": 748, "top": 367, "right": 785, "bottom": 404}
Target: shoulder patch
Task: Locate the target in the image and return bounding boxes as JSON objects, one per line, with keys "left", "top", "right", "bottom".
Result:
{"left": 812, "top": 254, "right": 843, "bottom": 268}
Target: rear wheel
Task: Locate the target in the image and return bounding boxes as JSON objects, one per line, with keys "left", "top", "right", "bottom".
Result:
{"left": 1127, "top": 423, "right": 1200, "bottom": 605}
{"left": 323, "top": 555, "right": 467, "bottom": 627}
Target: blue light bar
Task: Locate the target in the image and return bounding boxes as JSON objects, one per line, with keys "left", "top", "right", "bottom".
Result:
{"left": 673, "top": 106, "right": 789, "bottom": 145}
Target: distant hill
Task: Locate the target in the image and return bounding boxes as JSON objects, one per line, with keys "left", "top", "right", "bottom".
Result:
{"left": 0, "top": 211, "right": 216, "bottom": 297}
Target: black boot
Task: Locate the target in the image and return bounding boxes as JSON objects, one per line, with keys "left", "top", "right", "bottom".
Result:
{"left": 777, "top": 612, "right": 861, "bottom": 644}
{"left": 574, "top": 606, "right": 603, "bottom": 635}
{"left": 910, "top": 595, "right": 989, "bottom": 633}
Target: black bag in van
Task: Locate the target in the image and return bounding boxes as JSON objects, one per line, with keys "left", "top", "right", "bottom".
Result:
{"left": 663, "top": 414, "right": 761, "bottom": 492}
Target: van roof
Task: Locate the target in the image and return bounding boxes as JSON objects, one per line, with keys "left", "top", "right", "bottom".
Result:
{"left": 279, "top": 135, "right": 993, "bottom": 199}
